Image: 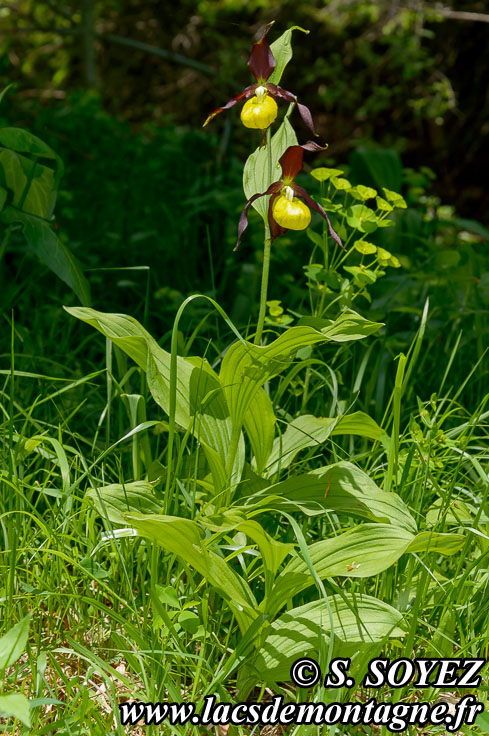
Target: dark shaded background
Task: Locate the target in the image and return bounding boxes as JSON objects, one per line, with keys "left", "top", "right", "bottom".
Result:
{"left": 2, "top": 0, "right": 488, "bottom": 221}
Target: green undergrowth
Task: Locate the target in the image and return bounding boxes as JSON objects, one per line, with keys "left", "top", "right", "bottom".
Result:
{"left": 2, "top": 307, "right": 489, "bottom": 734}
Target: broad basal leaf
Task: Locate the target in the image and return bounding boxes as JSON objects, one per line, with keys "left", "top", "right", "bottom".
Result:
{"left": 244, "top": 387, "right": 276, "bottom": 475}
{"left": 220, "top": 312, "right": 382, "bottom": 434}
{"left": 86, "top": 481, "right": 161, "bottom": 525}
{"left": 407, "top": 530, "right": 465, "bottom": 556}
{"left": 125, "top": 513, "right": 257, "bottom": 633}
{"left": 254, "top": 461, "right": 417, "bottom": 533}
{"left": 251, "top": 593, "right": 404, "bottom": 685}
{"left": 201, "top": 510, "right": 293, "bottom": 576}
{"left": 265, "top": 413, "right": 386, "bottom": 477}
{"left": 426, "top": 498, "right": 485, "bottom": 527}
{"left": 267, "top": 524, "right": 415, "bottom": 617}
{"left": 65, "top": 308, "right": 244, "bottom": 491}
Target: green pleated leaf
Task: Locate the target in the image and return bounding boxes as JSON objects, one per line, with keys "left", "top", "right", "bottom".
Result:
{"left": 220, "top": 313, "right": 381, "bottom": 437}
{"left": 125, "top": 513, "right": 257, "bottom": 633}
{"left": 265, "top": 412, "right": 385, "bottom": 476}
{"left": 298, "top": 310, "right": 383, "bottom": 341}
{"left": 220, "top": 326, "right": 328, "bottom": 433}
{"left": 244, "top": 387, "right": 276, "bottom": 475}
{"left": 201, "top": 511, "right": 293, "bottom": 576}
{"left": 256, "top": 462, "right": 417, "bottom": 533}
{"left": 407, "top": 530, "right": 465, "bottom": 555}
{"left": 86, "top": 481, "right": 161, "bottom": 525}
{"left": 251, "top": 594, "right": 404, "bottom": 684}
{"left": 268, "top": 524, "right": 415, "bottom": 616}
{"left": 65, "top": 308, "right": 244, "bottom": 491}
{"left": 268, "top": 26, "right": 309, "bottom": 86}
{"left": 331, "top": 411, "right": 385, "bottom": 440}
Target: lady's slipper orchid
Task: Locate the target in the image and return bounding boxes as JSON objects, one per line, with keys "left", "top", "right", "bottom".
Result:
{"left": 235, "top": 142, "right": 343, "bottom": 250}
{"left": 203, "top": 24, "right": 317, "bottom": 134}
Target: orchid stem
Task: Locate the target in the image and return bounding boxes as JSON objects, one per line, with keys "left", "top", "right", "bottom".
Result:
{"left": 254, "top": 126, "right": 273, "bottom": 346}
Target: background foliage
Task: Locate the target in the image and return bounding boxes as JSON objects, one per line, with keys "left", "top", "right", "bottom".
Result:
{"left": 2, "top": 0, "right": 489, "bottom": 222}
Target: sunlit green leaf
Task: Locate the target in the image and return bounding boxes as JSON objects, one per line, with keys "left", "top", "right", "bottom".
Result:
{"left": 268, "top": 524, "right": 415, "bottom": 616}
{"left": 0, "top": 693, "right": 31, "bottom": 728}
{"left": 66, "top": 308, "right": 244, "bottom": 491}
{"left": 376, "top": 195, "right": 393, "bottom": 212}
{"left": 331, "top": 176, "right": 352, "bottom": 190}
{"left": 86, "top": 481, "right": 161, "bottom": 525}
{"left": 346, "top": 204, "right": 378, "bottom": 233}
{"left": 251, "top": 594, "right": 404, "bottom": 684}
{"left": 255, "top": 462, "right": 417, "bottom": 533}
{"left": 201, "top": 511, "right": 293, "bottom": 576}
{"left": 126, "top": 513, "right": 257, "bottom": 632}
{"left": 178, "top": 610, "right": 200, "bottom": 634}
{"left": 297, "top": 310, "right": 383, "bottom": 341}
{"left": 344, "top": 266, "right": 378, "bottom": 287}
{"left": 220, "top": 312, "right": 381, "bottom": 434}
{"left": 407, "top": 530, "right": 465, "bottom": 555}
{"left": 268, "top": 26, "right": 309, "bottom": 86}
{"left": 0, "top": 616, "right": 31, "bottom": 671}
{"left": 351, "top": 184, "right": 377, "bottom": 201}
{"left": 264, "top": 413, "right": 385, "bottom": 477}
{"left": 310, "top": 167, "right": 343, "bottom": 182}
{"left": 383, "top": 187, "right": 407, "bottom": 208}
{"left": 244, "top": 387, "right": 276, "bottom": 475}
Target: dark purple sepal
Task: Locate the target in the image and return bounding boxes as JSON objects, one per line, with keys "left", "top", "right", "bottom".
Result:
{"left": 296, "top": 102, "right": 318, "bottom": 136}
{"left": 266, "top": 83, "right": 318, "bottom": 136}
{"left": 234, "top": 181, "right": 282, "bottom": 251}
{"left": 203, "top": 85, "right": 257, "bottom": 127}
{"left": 248, "top": 23, "right": 276, "bottom": 82}
{"left": 293, "top": 183, "right": 344, "bottom": 249}
{"left": 268, "top": 192, "right": 288, "bottom": 242}
{"left": 279, "top": 141, "right": 326, "bottom": 181}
